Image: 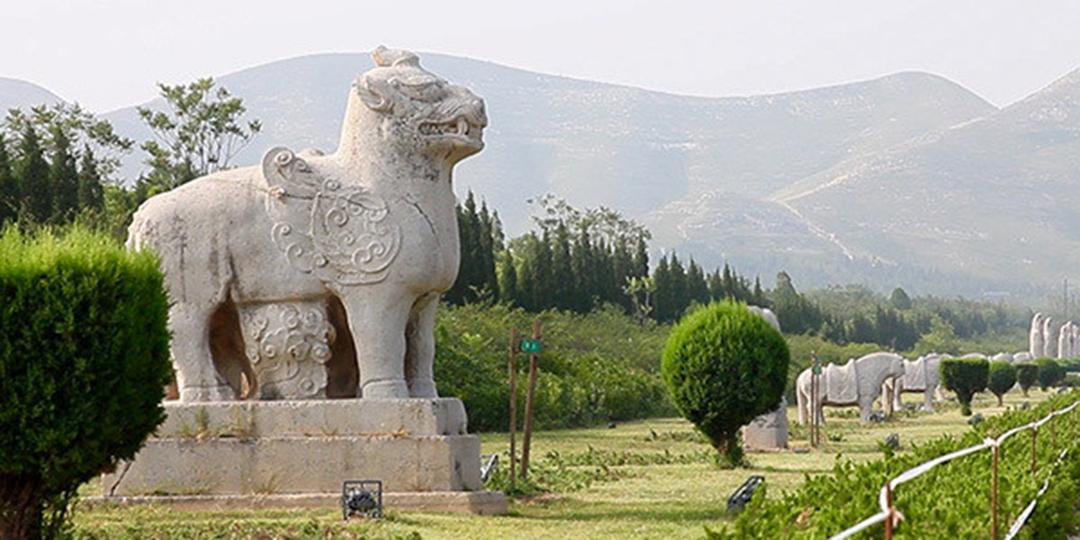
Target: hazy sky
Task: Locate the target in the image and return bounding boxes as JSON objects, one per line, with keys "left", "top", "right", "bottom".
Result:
{"left": 3, "top": 0, "right": 1079, "bottom": 112}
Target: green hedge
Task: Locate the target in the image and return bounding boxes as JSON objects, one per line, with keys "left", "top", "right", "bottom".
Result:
{"left": 987, "top": 360, "right": 1016, "bottom": 406}
{"left": 1035, "top": 357, "right": 1066, "bottom": 390}
{"left": 940, "top": 357, "right": 989, "bottom": 415}
{"left": 1016, "top": 363, "right": 1038, "bottom": 396}
{"left": 0, "top": 227, "right": 172, "bottom": 537}
{"left": 709, "top": 390, "right": 1080, "bottom": 538}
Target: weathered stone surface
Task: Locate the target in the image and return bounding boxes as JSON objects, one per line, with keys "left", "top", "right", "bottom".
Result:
{"left": 744, "top": 397, "right": 788, "bottom": 451}
{"left": 127, "top": 46, "right": 488, "bottom": 402}
{"left": 1030, "top": 313, "right": 1044, "bottom": 359}
{"left": 102, "top": 399, "right": 489, "bottom": 501}
{"left": 155, "top": 398, "right": 468, "bottom": 438}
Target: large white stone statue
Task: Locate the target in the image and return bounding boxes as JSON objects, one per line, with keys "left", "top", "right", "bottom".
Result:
{"left": 1030, "top": 313, "right": 1045, "bottom": 358}
{"left": 128, "top": 46, "right": 487, "bottom": 402}
{"left": 795, "top": 352, "right": 904, "bottom": 425}
{"left": 108, "top": 48, "right": 505, "bottom": 514}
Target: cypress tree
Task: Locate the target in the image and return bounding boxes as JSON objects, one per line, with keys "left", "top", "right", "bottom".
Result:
{"left": 48, "top": 126, "right": 80, "bottom": 222}
{"left": 669, "top": 254, "right": 688, "bottom": 320}
{"left": 498, "top": 254, "right": 519, "bottom": 306}
{"left": 551, "top": 222, "right": 575, "bottom": 310}
{"left": 14, "top": 125, "right": 51, "bottom": 223}
{"left": 652, "top": 255, "right": 673, "bottom": 322}
{"left": 0, "top": 135, "right": 16, "bottom": 225}
{"left": 686, "top": 259, "right": 709, "bottom": 306}
{"left": 76, "top": 145, "right": 104, "bottom": 214}
{"left": 631, "top": 236, "right": 649, "bottom": 278}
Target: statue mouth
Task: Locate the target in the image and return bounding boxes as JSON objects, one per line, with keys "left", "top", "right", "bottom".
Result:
{"left": 418, "top": 116, "right": 484, "bottom": 145}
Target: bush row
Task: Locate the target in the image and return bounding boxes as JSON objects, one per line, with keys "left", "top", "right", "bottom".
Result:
{"left": 709, "top": 390, "right": 1080, "bottom": 539}
{"left": 433, "top": 303, "right": 674, "bottom": 432}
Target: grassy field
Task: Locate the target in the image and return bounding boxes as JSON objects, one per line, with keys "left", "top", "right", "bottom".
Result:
{"left": 72, "top": 389, "right": 1058, "bottom": 539}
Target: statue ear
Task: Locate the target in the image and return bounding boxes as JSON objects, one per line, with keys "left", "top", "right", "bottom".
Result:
{"left": 356, "top": 74, "right": 393, "bottom": 112}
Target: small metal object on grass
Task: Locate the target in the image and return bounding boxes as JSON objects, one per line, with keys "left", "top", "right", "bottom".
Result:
{"left": 726, "top": 475, "right": 765, "bottom": 514}
{"left": 480, "top": 453, "right": 498, "bottom": 483}
{"left": 341, "top": 480, "right": 382, "bottom": 520}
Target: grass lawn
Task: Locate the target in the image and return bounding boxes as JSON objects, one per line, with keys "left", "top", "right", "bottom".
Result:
{"left": 71, "top": 389, "right": 1056, "bottom": 539}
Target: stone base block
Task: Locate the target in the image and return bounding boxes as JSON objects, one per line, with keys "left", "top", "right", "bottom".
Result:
{"left": 85, "top": 490, "right": 508, "bottom": 515}
{"left": 101, "top": 398, "right": 502, "bottom": 514}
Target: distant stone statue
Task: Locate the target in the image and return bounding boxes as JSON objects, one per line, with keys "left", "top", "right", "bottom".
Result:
{"left": 882, "top": 353, "right": 942, "bottom": 412}
{"left": 1030, "top": 313, "right": 1044, "bottom": 359}
{"left": 128, "top": 46, "right": 488, "bottom": 402}
{"left": 1043, "top": 316, "right": 1056, "bottom": 358}
{"left": 743, "top": 305, "right": 787, "bottom": 450}
{"left": 795, "top": 352, "right": 905, "bottom": 424}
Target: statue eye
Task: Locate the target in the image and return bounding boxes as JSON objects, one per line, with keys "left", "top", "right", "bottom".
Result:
{"left": 395, "top": 80, "right": 446, "bottom": 102}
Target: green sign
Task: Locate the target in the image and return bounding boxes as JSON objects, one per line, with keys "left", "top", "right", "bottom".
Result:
{"left": 520, "top": 339, "right": 543, "bottom": 353}
{"left": 812, "top": 363, "right": 822, "bottom": 375}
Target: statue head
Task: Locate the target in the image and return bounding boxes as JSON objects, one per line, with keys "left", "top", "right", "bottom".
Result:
{"left": 344, "top": 46, "right": 487, "bottom": 164}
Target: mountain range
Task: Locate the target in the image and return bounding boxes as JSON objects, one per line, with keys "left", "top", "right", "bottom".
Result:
{"left": 2, "top": 52, "right": 1077, "bottom": 300}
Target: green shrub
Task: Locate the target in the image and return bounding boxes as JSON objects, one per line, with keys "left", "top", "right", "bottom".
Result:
{"left": 0, "top": 227, "right": 172, "bottom": 538}
{"left": 434, "top": 303, "right": 673, "bottom": 432}
{"left": 1016, "top": 363, "right": 1038, "bottom": 396}
{"left": 940, "top": 357, "right": 989, "bottom": 415}
{"left": 987, "top": 361, "right": 1016, "bottom": 406}
{"left": 1035, "top": 357, "right": 1066, "bottom": 390}
{"left": 661, "top": 302, "right": 789, "bottom": 467}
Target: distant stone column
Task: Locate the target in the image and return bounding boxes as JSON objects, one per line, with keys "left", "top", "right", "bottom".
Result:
{"left": 1043, "top": 316, "right": 1056, "bottom": 358}
{"left": 1030, "top": 313, "right": 1044, "bottom": 358}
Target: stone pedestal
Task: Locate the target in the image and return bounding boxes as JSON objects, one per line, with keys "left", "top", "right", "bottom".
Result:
{"left": 100, "top": 398, "right": 506, "bottom": 514}
{"left": 743, "top": 398, "right": 789, "bottom": 451}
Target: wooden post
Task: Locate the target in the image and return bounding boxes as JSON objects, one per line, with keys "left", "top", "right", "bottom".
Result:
{"left": 883, "top": 482, "right": 894, "bottom": 540}
{"left": 508, "top": 328, "right": 519, "bottom": 489}
{"left": 520, "top": 320, "right": 542, "bottom": 479}
{"left": 991, "top": 443, "right": 999, "bottom": 540}
{"left": 1030, "top": 428, "right": 1037, "bottom": 475}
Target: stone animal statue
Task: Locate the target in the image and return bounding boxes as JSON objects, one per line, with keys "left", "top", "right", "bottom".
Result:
{"left": 128, "top": 47, "right": 487, "bottom": 402}
{"left": 795, "top": 352, "right": 905, "bottom": 425}
{"left": 1029, "top": 313, "right": 1044, "bottom": 359}
{"left": 1012, "top": 351, "right": 1033, "bottom": 363}
{"left": 881, "top": 354, "right": 942, "bottom": 412}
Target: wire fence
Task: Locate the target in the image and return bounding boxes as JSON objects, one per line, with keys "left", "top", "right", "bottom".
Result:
{"left": 827, "top": 400, "right": 1079, "bottom": 540}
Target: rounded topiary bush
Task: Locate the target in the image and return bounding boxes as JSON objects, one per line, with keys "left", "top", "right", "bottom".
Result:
{"left": 1016, "top": 363, "right": 1038, "bottom": 396}
{"left": 940, "top": 357, "right": 989, "bottom": 415}
{"left": 1035, "top": 357, "right": 1065, "bottom": 390}
{"left": 661, "top": 302, "right": 789, "bottom": 467}
{"left": 987, "top": 360, "right": 1016, "bottom": 406}
{"left": 0, "top": 227, "right": 172, "bottom": 538}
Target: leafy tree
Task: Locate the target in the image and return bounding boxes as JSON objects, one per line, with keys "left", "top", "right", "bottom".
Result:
{"left": 661, "top": 302, "right": 789, "bottom": 467}
{"left": 987, "top": 361, "right": 1016, "bottom": 405}
{"left": 0, "top": 228, "right": 171, "bottom": 538}
{"left": 13, "top": 125, "right": 50, "bottom": 223}
{"left": 138, "top": 77, "right": 261, "bottom": 190}
{"left": 3, "top": 103, "right": 132, "bottom": 180}
{"left": 1035, "top": 358, "right": 1065, "bottom": 391}
{"left": 1016, "top": 363, "right": 1038, "bottom": 396}
{"left": 940, "top": 357, "right": 989, "bottom": 415}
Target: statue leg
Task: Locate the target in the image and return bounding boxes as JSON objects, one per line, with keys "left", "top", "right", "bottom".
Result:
{"left": 404, "top": 292, "right": 439, "bottom": 398}
{"left": 171, "top": 304, "right": 234, "bottom": 402}
{"left": 923, "top": 388, "right": 934, "bottom": 411}
{"left": 796, "top": 385, "right": 806, "bottom": 426}
{"left": 858, "top": 398, "right": 872, "bottom": 423}
{"left": 347, "top": 291, "right": 411, "bottom": 399}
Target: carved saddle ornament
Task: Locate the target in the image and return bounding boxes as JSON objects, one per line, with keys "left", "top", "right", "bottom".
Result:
{"left": 262, "top": 147, "right": 402, "bottom": 286}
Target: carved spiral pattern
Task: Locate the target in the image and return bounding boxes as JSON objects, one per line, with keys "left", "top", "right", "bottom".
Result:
{"left": 266, "top": 151, "right": 401, "bottom": 286}
{"left": 239, "top": 301, "right": 335, "bottom": 400}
